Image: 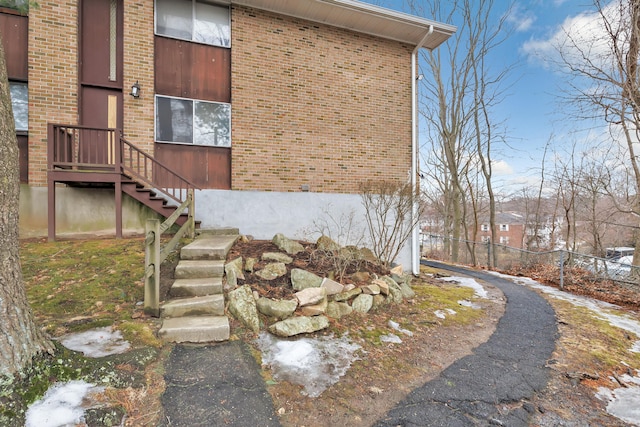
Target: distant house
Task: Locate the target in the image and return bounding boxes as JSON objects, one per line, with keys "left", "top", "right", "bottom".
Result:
{"left": 1, "top": 0, "right": 454, "bottom": 271}
{"left": 478, "top": 212, "right": 526, "bottom": 249}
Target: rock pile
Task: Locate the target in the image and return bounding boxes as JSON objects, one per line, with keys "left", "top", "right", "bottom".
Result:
{"left": 226, "top": 234, "right": 416, "bottom": 337}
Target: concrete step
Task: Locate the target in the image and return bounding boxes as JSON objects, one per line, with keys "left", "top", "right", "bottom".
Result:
{"left": 159, "top": 316, "right": 230, "bottom": 343}
{"left": 180, "top": 235, "right": 239, "bottom": 260}
{"left": 197, "top": 227, "right": 240, "bottom": 236}
{"left": 170, "top": 277, "right": 223, "bottom": 297}
{"left": 161, "top": 294, "right": 225, "bottom": 317}
{"left": 174, "top": 260, "right": 224, "bottom": 279}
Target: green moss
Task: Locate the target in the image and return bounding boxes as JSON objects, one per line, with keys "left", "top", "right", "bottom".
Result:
{"left": 414, "top": 283, "right": 484, "bottom": 326}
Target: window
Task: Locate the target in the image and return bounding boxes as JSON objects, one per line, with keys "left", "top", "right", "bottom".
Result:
{"left": 499, "top": 224, "right": 509, "bottom": 231}
{"left": 481, "top": 236, "right": 490, "bottom": 243}
{"left": 156, "top": 95, "right": 231, "bottom": 147}
{"left": 480, "top": 224, "right": 489, "bottom": 232}
{"left": 9, "top": 82, "right": 28, "bottom": 132}
{"left": 156, "top": 0, "right": 230, "bottom": 48}
{"left": 500, "top": 236, "right": 510, "bottom": 245}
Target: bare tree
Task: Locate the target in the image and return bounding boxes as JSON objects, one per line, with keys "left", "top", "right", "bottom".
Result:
{"left": 552, "top": 0, "right": 640, "bottom": 274}
{"left": 411, "top": 0, "right": 512, "bottom": 264}
{"left": 0, "top": 33, "right": 52, "bottom": 378}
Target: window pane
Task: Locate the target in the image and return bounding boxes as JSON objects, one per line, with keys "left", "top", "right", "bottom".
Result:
{"left": 194, "top": 2, "right": 230, "bottom": 47}
{"left": 156, "top": 0, "right": 192, "bottom": 40}
{"left": 156, "top": 96, "right": 193, "bottom": 144}
{"left": 10, "top": 82, "right": 28, "bottom": 132}
{"left": 194, "top": 101, "right": 230, "bottom": 147}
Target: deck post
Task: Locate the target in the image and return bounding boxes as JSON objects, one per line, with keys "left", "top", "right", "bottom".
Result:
{"left": 115, "top": 178, "right": 123, "bottom": 239}
{"left": 144, "top": 219, "right": 161, "bottom": 317}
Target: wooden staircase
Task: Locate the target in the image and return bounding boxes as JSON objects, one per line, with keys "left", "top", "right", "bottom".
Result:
{"left": 47, "top": 123, "right": 200, "bottom": 240}
{"left": 158, "top": 229, "right": 240, "bottom": 343}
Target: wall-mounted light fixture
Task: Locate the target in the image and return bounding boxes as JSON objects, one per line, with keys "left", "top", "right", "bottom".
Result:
{"left": 416, "top": 74, "right": 424, "bottom": 81}
{"left": 130, "top": 81, "right": 141, "bottom": 98}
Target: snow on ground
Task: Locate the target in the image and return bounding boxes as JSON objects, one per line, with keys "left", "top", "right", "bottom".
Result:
{"left": 256, "top": 332, "right": 361, "bottom": 397}
{"left": 489, "top": 271, "right": 640, "bottom": 425}
{"left": 25, "top": 381, "right": 105, "bottom": 427}
{"left": 439, "top": 275, "right": 489, "bottom": 299}
{"left": 57, "top": 326, "right": 130, "bottom": 358}
{"left": 24, "top": 326, "right": 131, "bottom": 426}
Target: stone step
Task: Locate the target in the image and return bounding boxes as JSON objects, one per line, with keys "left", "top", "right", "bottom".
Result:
{"left": 197, "top": 227, "right": 240, "bottom": 236}
{"left": 161, "top": 294, "right": 225, "bottom": 317}
{"left": 170, "top": 277, "right": 223, "bottom": 297}
{"left": 174, "top": 260, "right": 224, "bottom": 279}
{"left": 158, "top": 316, "right": 230, "bottom": 343}
{"left": 180, "top": 235, "right": 239, "bottom": 260}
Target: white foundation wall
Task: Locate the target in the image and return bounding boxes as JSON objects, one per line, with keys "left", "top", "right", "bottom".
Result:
{"left": 196, "top": 189, "right": 414, "bottom": 270}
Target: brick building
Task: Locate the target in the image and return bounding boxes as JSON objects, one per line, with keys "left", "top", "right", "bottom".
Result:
{"left": 2, "top": 0, "right": 454, "bottom": 272}
{"left": 478, "top": 212, "right": 526, "bottom": 249}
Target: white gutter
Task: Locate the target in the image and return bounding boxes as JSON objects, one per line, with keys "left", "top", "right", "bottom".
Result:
{"left": 411, "top": 25, "right": 433, "bottom": 276}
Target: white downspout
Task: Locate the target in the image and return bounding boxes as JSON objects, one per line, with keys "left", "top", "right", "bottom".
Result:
{"left": 411, "top": 25, "right": 433, "bottom": 276}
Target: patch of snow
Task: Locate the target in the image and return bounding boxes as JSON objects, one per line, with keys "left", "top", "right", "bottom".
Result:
{"left": 439, "top": 276, "right": 489, "bottom": 299}
{"left": 434, "top": 309, "right": 456, "bottom": 319}
{"left": 596, "top": 372, "right": 640, "bottom": 426}
{"left": 388, "top": 320, "right": 413, "bottom": 336}
{"left": 256, "top": 332, "right": 361, "bottom": 398}
{"left": 380, "top": 334, "right": 403, "bottom": 344}
{"left": 458, "top": 300, "right": 480, "bottom": 309}
{"left": 25, "top": 380, "right": 104, "bottom": 427}
{"left": 58, "top": 326, "right": 130, "bottom": 358}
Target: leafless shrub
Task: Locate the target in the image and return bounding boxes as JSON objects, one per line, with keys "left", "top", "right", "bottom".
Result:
{"left": 359, "top": 180, "right": 424, "bottom": 268}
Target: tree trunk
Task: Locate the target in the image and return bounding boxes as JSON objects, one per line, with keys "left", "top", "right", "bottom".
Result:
{"left": 0, "top": 35, "right": 53, "bottom": 378}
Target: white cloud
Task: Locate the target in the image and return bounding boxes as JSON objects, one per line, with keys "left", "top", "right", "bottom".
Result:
{"left": 506, "top": 5, "right": 536, "bottom": 32}
{"left": 521, "top": 0, "right": 624, "bottom": 69}
{"left": 492, "top": 159, "right": 514, "bottom": 175}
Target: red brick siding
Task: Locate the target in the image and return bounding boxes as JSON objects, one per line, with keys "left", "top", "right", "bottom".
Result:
{"left": 230, "top": 6, "right": 414, "bottom": 193}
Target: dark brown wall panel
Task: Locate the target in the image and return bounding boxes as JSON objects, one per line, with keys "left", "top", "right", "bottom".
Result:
{"left": 17, "top": 134, "right": 28, "bottom": 183}
{"left": 155, "top": 36, "right": 231, "bottom": 102}
{"left": 154, "top": 143, "right": 231, "bottom": 189}
{"left": 80, "top": 0, "right": 123, "bottom": 87}
{"left": 0, "top": 11, "right": 28, "bottom": 80}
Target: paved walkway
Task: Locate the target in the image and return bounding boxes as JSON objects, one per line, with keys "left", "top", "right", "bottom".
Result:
{"left": 375, "top": 261, "right": 558, "bottom": 426}
{"left": 159, "top": 261, "right": 558, "bottom": 426}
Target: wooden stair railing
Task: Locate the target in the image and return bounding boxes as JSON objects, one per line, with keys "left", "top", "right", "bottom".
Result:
{"left": 47, "top": 123, "right": 200, "bottom": 241}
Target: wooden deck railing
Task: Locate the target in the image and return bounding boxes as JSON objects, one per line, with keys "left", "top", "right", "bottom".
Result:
{"left": 48, "top": 123, "right": 199, "bottom": 206}
{"left": 144, "top": 189, "right": 195, "bottom": 317}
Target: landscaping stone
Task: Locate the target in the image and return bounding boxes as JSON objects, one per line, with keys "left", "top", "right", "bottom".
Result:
{"left": 333, "top": 287, "right": 362, "bottom": 302}
{"left": 227, "top": 285, "right": 260, "bottom": 333}
{"left": 224, "top": 257, "right": 244, "bottom": 288}
{"left": 372, "top": 294, "right": 387, "bottom": 308}
{"left": 320, "top": 278, "right": 344, "bottom": 295}
{"left": 300, "top": 297, "right": 328, "bottom": 316}
{"left": 256, "top": 297, "right": 298, "bottom": 320}
{"left": 295, "top": 287, "right": 327, "bottom": 307}
{"left": 291, "top": 268, "right": 323, "bottom": 290}
{"left": 255, "top": 262, "right": 287, "bottom": 280}
{"left": 268, "top": 315, "right": 330, "bottom": 337}
{"left": 351, "top": 271, "right": 371, "bottom": 283}
{"left": 400, "top": 282, "right": 416, "bottom": 299}
{"left": 361, "top": 284, "right": 381, "bottom": 295}
{"left": 272, "top": 233, "right": 304, "bottom": 255}
{"left": 245, "top": 257, "right": 256, "bottom": 272}
{"left": 316, "top": 235, "right": 341, "bottom": 251}
{"left": 352, "top": 294, "right": 374, "bottom": 313}
{"left": 262, "top": 252, "right": 293, "bottom": 264}
{"left": 372, "top": 278, "right": 390, "bottom": 295}
{"left": 326, "top": 301, "right": 353, "bottom": 319}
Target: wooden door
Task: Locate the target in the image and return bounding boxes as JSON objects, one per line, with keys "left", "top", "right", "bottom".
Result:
{"left": 79, "top": 0, "right": 123, "bottom": 166}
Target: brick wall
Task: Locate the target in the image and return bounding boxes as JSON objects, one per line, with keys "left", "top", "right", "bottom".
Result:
{"left": 230, "top": 6, "right": 414, "bottom": 194}
{"left": 28, "top": 1, "right": 78, "bottom": 186}
{"left": 122, "top": 0, "right": 154, "bottom": 155}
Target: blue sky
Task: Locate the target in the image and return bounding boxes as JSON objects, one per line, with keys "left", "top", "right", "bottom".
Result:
{"left": 362, "top": 0, "right": 608, "bottom": 194}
